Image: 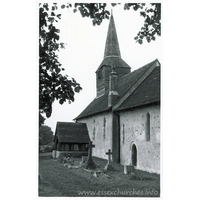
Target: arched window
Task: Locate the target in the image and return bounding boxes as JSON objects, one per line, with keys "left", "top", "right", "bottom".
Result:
{"left": 103, "top": 117, "right": 106, "bottom": 139}
{"left": 93, "top": 127, "right": 96, "bottom": 140}
{"left": 146, "top": 112, "right": 150, "bottom": 141}
{"left": 122, "top": 124, "right": 125, "bottom": 144}
{"left": 132, "top": 144, "right": 137, "bottom": 166}
{"left": 93, "top": 119, "right": 95, "bottom": 140}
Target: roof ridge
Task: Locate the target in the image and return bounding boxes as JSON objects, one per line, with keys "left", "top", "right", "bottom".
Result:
{"left": 119, "top": 59, "right": 158, "bottom": 82}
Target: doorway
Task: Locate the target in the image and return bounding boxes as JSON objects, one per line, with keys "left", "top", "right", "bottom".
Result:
{"left": 132, "top": 144, "right": 137, "bottom": 166}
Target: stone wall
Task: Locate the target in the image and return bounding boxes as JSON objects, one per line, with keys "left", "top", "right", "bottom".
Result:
{"left": 77, "top": 111, "right": 113, "bottom": 160}
{"left": 119, "top": 104, "right": 160, "bottom": 174}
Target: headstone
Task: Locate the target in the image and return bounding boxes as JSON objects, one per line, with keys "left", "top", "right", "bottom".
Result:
{"left": 52, "top": 150, "right": 56, "bottom": 158}
{"left": 104, "top": 149, "right": 114, "bottom": 171}
{"left": 82, "top": 156, "right": 87, "bottom": 162}
{"left": 80, "top": 156, "right": 87, "bottom": 166}
{"left": 93, "top": 172, "right": 98, "bottom": 177}
{"left": 124, "top": 165, "right": 135, "bottom": 174}
{"left": 85, "top": 141, "right": 96, "bottom": 169}
{"left": 106, "top": 149, "right": 112, "bottom": 164}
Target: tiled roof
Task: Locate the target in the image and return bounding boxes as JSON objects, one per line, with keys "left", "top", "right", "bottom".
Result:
{"left": 54, "top": 122, "right": 90, "bottom": 143}
{"left": 75, "top": 59, "right": 160, "bottom": 120}
{"left": 74, "top": 91, "right": 112, "bottom": 120}
{"left": 117, "top": 59, "right": 156, "bottom": 99}
{"left": 116, "top": 66, "right": 160, "bottom": 111}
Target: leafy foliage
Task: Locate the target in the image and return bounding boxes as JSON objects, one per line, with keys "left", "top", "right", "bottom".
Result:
{"left": 73, "top": 3, "right": 111, "bottom": 25}
{"left": 60, "top": 3, "right": 161, "bottom": 43}
{"left": 39, "top": 3, "right": 82, "bottom": 126}
{"left": 39, "top": 125, "right": 53, "bottom": 145}
{"left": 124, "top": 3, "right": 161, "bottom": 44}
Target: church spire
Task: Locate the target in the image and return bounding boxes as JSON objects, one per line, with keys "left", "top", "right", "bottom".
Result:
{"left": 95, "top": 12, "right": 131, "bottom": 98}
{"left": 104, "top": 12, "right": 121, "bottom": 58}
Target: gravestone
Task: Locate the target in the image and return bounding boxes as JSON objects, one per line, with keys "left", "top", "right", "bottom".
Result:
{"left": 52, "top": 150, "right": 56, "bottom": 158}
{"left": 80, "top": 156, "right": 87, "bottom": 166}
{"left": 124, "top": 165, "right": 135, "bottom": 174}
{"left": 104, "top": 149, "right": 114, "bottom": 171}
{"left": 82, "top": 156, "right": 87, "bottom": 162}
{"left": 85, "top": 141, "right": 96, "bottom": 169}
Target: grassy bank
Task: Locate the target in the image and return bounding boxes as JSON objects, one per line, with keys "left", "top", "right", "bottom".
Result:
{"left": 39, "top": 153, "right": 160, "bottom": 197}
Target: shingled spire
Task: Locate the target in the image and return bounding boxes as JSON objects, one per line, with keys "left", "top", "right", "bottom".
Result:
{"left": 104, "top": 13, "right": 121, "bottom": 58}
{"left": 96, "top": 12, "right": 131, "bottom": 98}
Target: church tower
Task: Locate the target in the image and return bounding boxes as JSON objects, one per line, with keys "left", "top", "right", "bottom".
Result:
{"left": 96, "top": 13, "right": 131, "bottom": 98}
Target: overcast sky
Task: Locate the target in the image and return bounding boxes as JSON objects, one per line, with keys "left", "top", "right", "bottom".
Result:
{"left": 43, "top": 3, "right": 162, "bottom": 133}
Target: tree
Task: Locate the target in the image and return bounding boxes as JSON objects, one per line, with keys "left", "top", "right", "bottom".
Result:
{"left": 123, "top": 3, "right": 161, "bottom": 44}
{"left": 39, "top": 3, "right": 161, "bottom": 126}
{"left": 39, "top": 125, "right": 53, "bottom": 145}
{"left": 39, "top": 3, "right": 82, "bottom": 127}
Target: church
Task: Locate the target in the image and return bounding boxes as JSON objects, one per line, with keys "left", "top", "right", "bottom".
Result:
{"left": 74, "top": 14, "right": 160, "bottom": 174}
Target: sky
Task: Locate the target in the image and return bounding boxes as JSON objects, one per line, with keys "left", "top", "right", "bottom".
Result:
{"left": 43, "top": 3, "right": 162, "bottom": 133}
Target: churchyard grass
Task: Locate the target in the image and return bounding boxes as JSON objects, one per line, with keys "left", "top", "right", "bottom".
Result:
{"left": 39, "top": 153, "right": 160, "bottom": 197}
